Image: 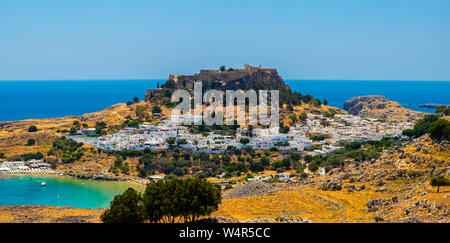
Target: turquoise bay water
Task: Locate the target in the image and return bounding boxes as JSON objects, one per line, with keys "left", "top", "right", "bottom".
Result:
{"left": 0, "top": 175, "right": 142, "bottom": 208}
{"left": 0, "top": 80, "right": 449, "bottom": 121}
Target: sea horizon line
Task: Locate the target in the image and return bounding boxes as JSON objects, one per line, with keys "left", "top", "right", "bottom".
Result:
{"left": 0, "top": 79, "right": 449, "bottom": 82}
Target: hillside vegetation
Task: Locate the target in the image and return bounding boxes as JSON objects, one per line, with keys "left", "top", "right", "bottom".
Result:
{"left": 212, "top": 135, "right": 449, "bottom": 223}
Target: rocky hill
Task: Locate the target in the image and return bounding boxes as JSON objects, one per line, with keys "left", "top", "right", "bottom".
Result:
{"left": 0, "top": 102, "right": 158, "bottom": 178}
{"left": 2, "top": 134, "right": 448, "bottom": 223}
{"left": 144, "top": 64, "right": 337, "bottom": 123}
{"left": 343, "top": 95, "right": 425, "bottom": 122}
{"left": 211, "top": 135, "right": 449, "bottom": 223}
{"left": 145, "top": 64, "right": 290, "bottom": 102}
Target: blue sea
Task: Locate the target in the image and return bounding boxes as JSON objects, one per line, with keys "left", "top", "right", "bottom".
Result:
{"left": 0, "top": 80, "right": 449, "bottom": 121}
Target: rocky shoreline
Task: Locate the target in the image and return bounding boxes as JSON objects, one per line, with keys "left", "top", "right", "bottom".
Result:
{"left": 0, "top": 171, "right": 149, "bottom": 186}
{"left": 67, "top": 173, "right": 150, "bottom": 186}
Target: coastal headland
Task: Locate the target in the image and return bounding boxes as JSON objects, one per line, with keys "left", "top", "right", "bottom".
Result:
{"left": 343, "top": 95, "right": 425, "bottom": 122}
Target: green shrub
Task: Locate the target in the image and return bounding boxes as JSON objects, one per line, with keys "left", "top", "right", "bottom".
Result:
{"left": 27, "top": 139, "right": 35, "bottom": 146}
{"left": 402, "top": 114, "right": 439, "bottom": 138}
{"left": 101, "top": 188, "right": 146, "bottom": 223}
{"left": 166, "top": 137, "right": 176, "bottom": 145}
{"left": 152, "top": 105, "right": 162, "bottom": 113}
{"left": 374, "top": 216, "right": 384, "bottom": 223}
{"left": 428, "top": 119, "right": 450, "bottom": 141}
{"left": 239, "top": 137, "right": 250, "bottom": 144}
{"left": 28, "top": 125, "right": 38, "bottom": 132}
{"left": 7, "top": 152, "right": 43, "bottom": 162}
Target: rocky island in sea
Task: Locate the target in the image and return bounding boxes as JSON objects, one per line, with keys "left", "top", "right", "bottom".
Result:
{"left": 420, "top": 103, "right": 450, "bottom": 108}
{"left": 0, "top": 64, "right": 449, "bottom": 223}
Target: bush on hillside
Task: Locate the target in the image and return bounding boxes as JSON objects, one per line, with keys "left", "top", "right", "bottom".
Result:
{"left": 402, "top": 114, "right": 440, "bottom": 138}
{"left": 28, "top": 125, "right": 38, "bottom": 132}
{"left": 428, "top": 119, "right": 450, "bottom": 141}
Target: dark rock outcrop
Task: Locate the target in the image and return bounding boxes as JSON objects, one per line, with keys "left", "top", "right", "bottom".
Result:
{"left": 223, "top": 181, "right": 283, "bottom": 198}
{"left": 367, "top": 197, "right": 399, "bottom": 212}
{"left": 319, "top": 178, "right": 342, "bottom": 191}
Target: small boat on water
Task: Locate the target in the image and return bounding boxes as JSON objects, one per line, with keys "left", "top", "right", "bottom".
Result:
{"left": 41, "top": 182, "right": 46, "bottom": 186}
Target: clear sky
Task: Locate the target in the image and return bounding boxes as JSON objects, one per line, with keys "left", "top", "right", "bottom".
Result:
{"left": 0, "top": 0, "right": 449, "bottom": 81}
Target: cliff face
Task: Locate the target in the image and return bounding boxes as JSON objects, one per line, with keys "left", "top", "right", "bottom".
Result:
{"left": 219, "top": 68, "right": 290, "bottom": 91}
{"left": 343, "top": 95, "right": 424, "bottom": 122}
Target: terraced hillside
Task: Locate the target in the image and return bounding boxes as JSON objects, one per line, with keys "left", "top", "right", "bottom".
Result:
{"left": 211, "top": 135, "right": 449, "bottom": 223}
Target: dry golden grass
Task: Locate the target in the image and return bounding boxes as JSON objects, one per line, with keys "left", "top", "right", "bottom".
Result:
{"left": 0, "top": 205, "right": 103, "bottom": 223}
{"left": 280, "top": 104, "right": 346, "bottom": 126}
{"left": 294, "top": 104, "right": 345, "bottom": 114}
{"left": 427, "top": 186, "right": 450, "bottom": 204}
{"left": 213, "top": 183, "right": 387, "bottom": 223}
{"left": 0, "top": 131, "right": 58, "bottom": 157}
{"left": 0, "top": 102, "right": 138, "bottom": 134}
{"left": 213, "top": 142, "right": 449, "bottom": 223}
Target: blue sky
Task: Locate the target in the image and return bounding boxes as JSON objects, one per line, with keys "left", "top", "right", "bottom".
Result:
{"left": 0, "top": 0, "right": 449, "bottom": 80}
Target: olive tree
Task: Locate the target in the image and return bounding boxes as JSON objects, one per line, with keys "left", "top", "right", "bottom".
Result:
{"left": 101, "top": 188, "right": 146, "bottom": 223}
{"left": 430, "top": 176, "right": 450, "bottom": 193}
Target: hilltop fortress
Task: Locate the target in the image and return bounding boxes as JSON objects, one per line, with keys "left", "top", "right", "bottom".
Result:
{"left": 145, "top": 64, "right": 290, "bottom": 101}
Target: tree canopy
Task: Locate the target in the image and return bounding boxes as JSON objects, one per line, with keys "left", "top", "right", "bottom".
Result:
{"left": 152, "top": 105, "right": 162, "bottom": 114}
{"left": 428, "top": 119, "right": 450, "bottom": 141}
{"left": 101, "top": 188, "right": 146, "bottom": 223}
{"left": 402, "top": 114, "right": 440, "bottom": 138}
{"left": 239, "top": 137, "right": 250, "bottom": 144}
{"left": 28, "top": 125, "right": 38, "bottom": 132}
{"left": 27, "top": 139, "right": 35, "bottom": 146}
{"left": 101, "top": 178, "right": 221, "bottom": 223}
{"left": 48, "top": 136, "right": 84, "bottom": 163}
{"left": 143, "top": 178, "right": 221, "bottom": 223}
{"left": 430, "top": 176, "right": 450, "bottom": 193}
